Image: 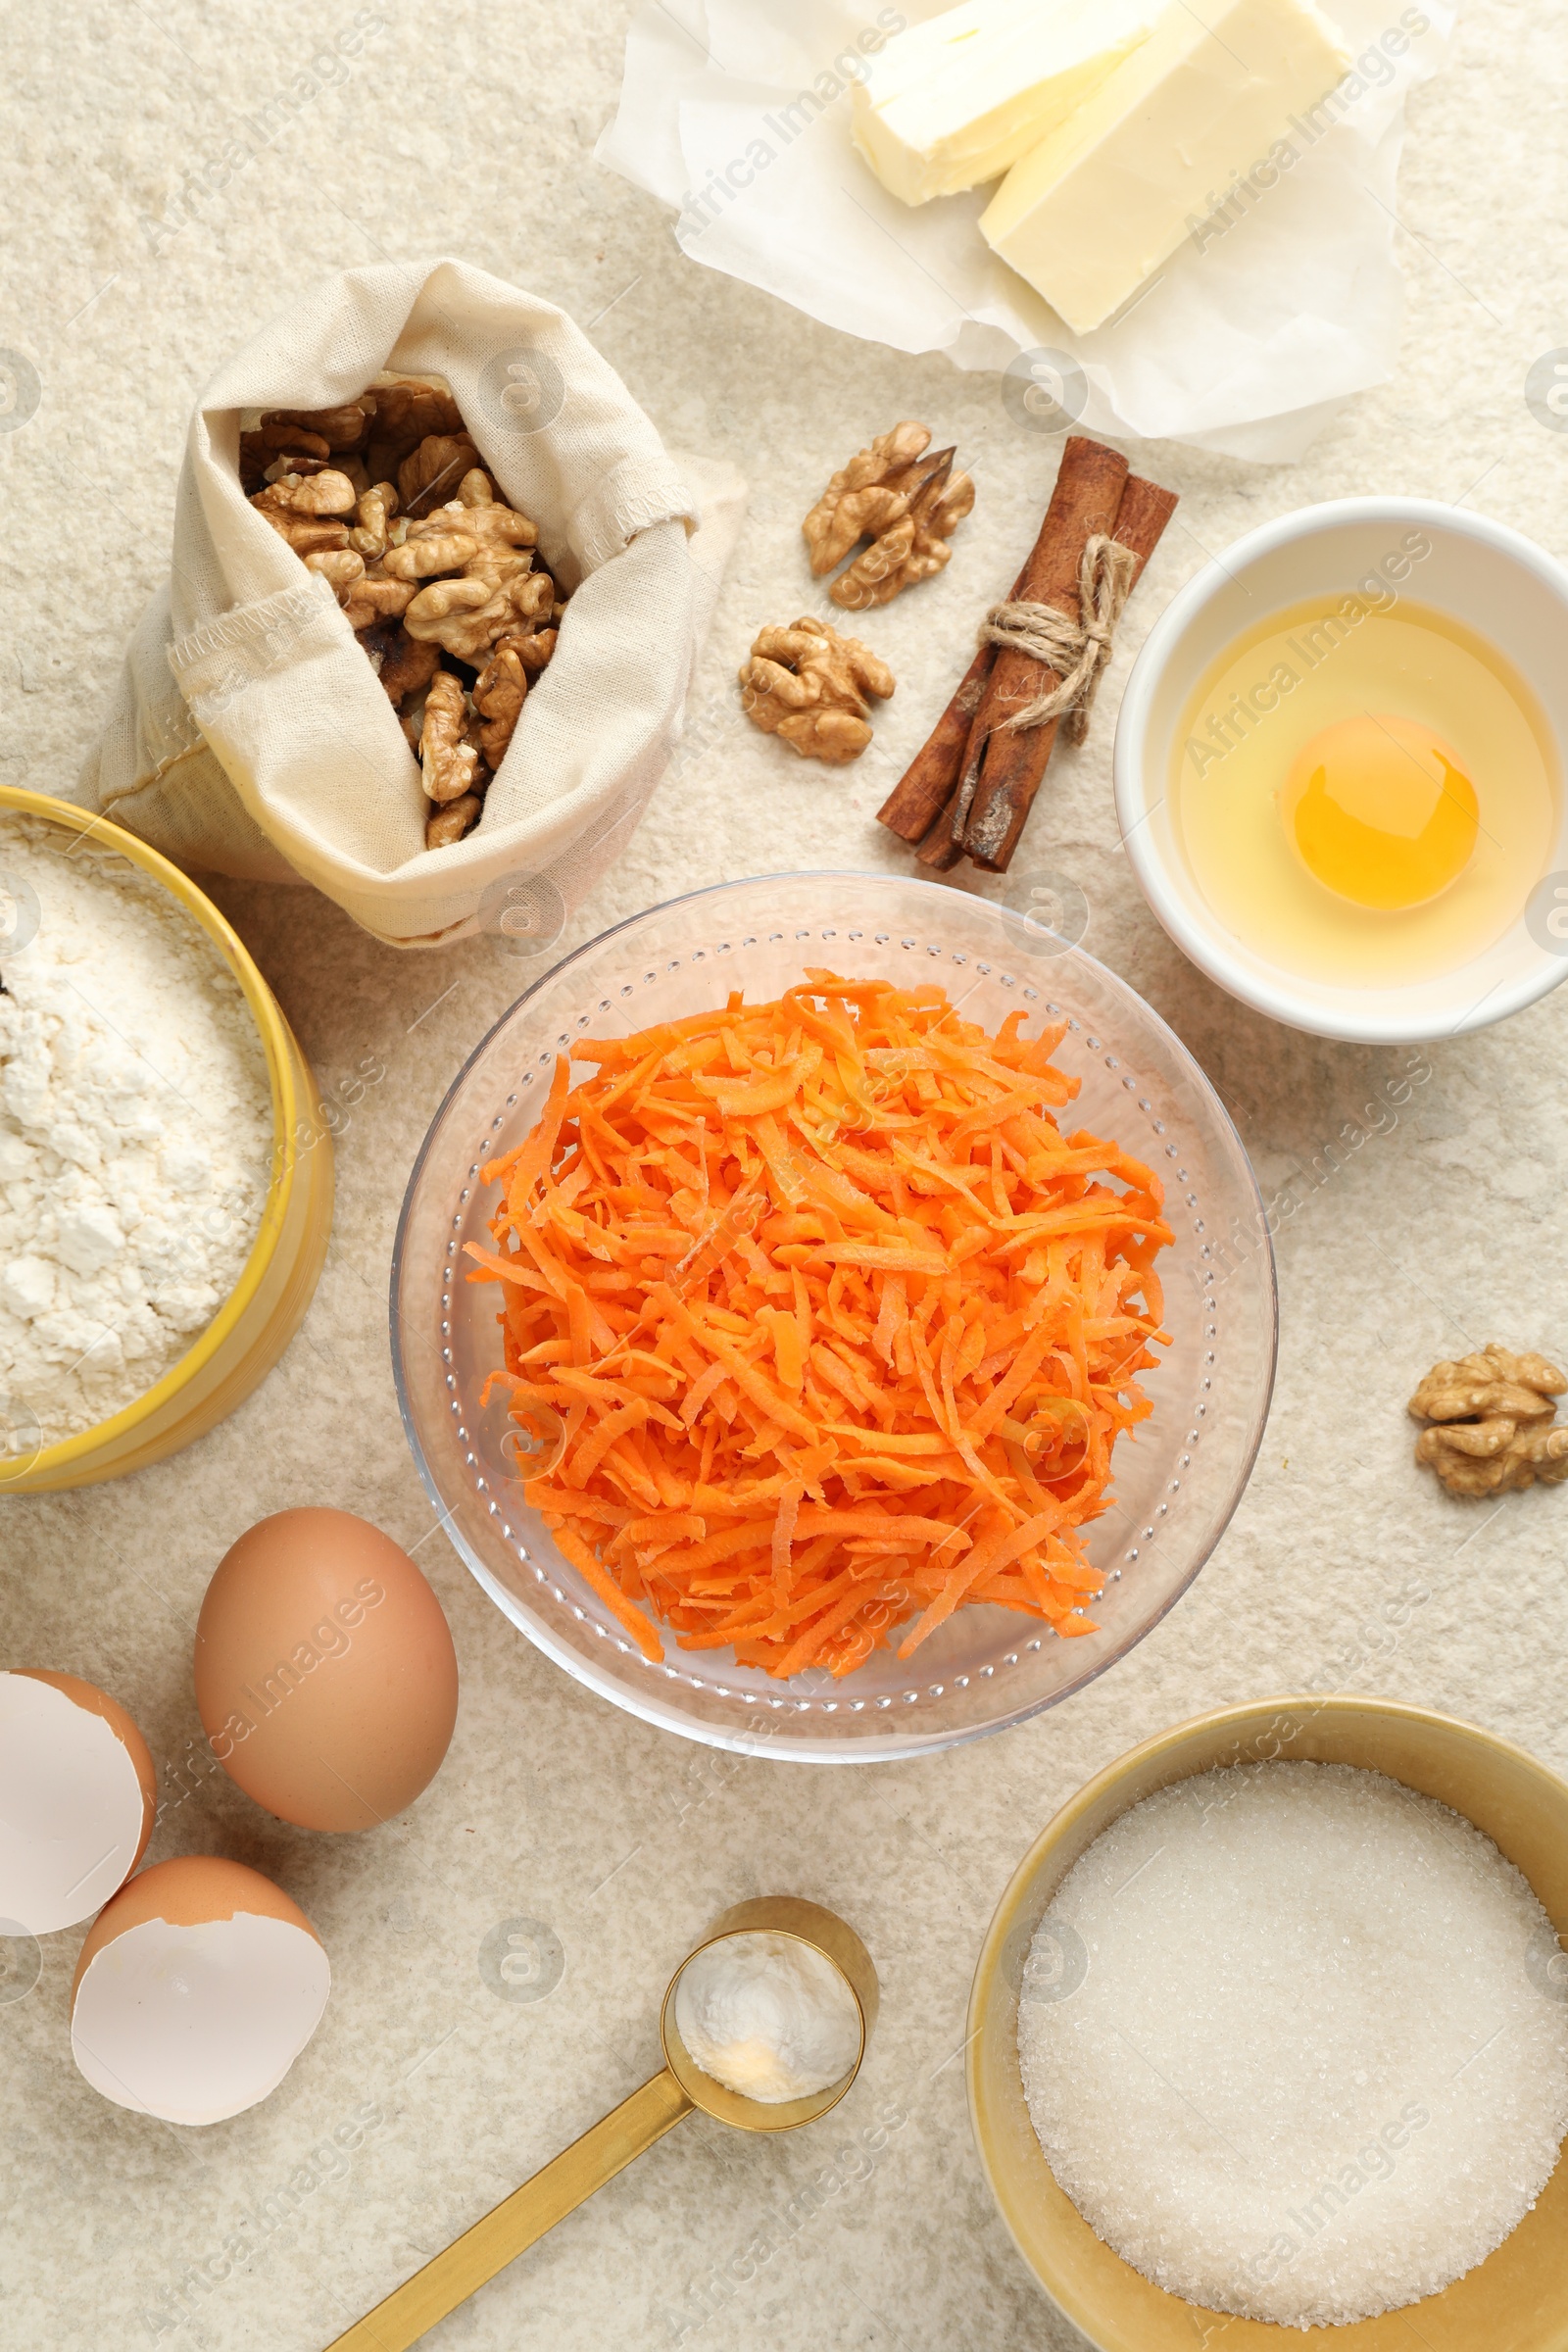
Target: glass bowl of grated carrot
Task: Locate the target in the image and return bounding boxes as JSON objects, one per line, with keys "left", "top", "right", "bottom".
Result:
{"left": 391, "top": 872, "right": 1277, "bottom": 1760}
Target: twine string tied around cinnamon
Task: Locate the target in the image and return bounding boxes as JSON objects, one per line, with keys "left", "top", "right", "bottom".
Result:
{"left": 979, "top": 532, "right": 1138, "bottom": 748}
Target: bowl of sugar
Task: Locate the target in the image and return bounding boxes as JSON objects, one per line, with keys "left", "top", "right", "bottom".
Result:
{"left": 0, "top": 788, "right": 333, "bottom": 1494}
{"left": 968, "top": 1694, "right": 1568, "bottom": 2349}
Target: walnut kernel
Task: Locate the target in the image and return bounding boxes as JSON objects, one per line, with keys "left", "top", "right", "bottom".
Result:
{"left": 803, "top": 422, "right": 973, "bottom": 610}
{"left": 1410, "top": 1344, "right": 1568, "bottom": 1496}
{"left": 738, "top": 616, "right": 895, "bottom": 766}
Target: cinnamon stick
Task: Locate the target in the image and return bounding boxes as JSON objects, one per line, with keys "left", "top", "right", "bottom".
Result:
{"left": 914, "top": 804, "right": 966, "bottom": 870}
{"left": 913, "top": 435, "right": 1128, "bottom": 869}
{"left": 954, "top": 437, "right": 1129, "bottom": 870}
{"left": 962, "top": 468, "right": 1179, "bottom": 874}
{"left": 876, "top": 555, "right": 1030, "bottom": 842}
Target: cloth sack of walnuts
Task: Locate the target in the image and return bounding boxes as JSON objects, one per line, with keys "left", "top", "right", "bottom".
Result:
{"left": 74, "top": 259, "right": 746, "bottom": 947}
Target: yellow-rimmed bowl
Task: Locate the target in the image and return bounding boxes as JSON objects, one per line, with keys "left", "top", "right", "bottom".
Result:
{"left": 0, "top": 788, "right": 333, "bottom": 1494}
{"left": 968, "top": 1695, "right": 1568, "bottom": 2351}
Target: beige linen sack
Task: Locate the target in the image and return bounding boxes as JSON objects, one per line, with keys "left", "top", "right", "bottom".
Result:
{"left": 74, "top": 258, "right": 745, "bottom": 947}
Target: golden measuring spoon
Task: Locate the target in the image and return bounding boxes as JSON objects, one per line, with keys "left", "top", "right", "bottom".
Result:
{"left": 325, "top": 1895, "right": 878, "bottom": 2351}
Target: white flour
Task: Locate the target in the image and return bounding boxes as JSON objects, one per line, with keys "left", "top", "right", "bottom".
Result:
{"left": 0, "top": 817, "right": 273, "bottom": 1450}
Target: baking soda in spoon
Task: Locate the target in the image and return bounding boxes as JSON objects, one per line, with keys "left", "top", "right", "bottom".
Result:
{"left": 675, "top": 1933, "right": 861, "bottom": 2103}
{"left": 1020, "top": 1761, "right": 1568, "bottom": 2327}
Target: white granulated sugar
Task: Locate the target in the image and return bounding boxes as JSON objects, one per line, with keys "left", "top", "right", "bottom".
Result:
{"left": 1019, "top": 1761, "right": 1568, "bottom": 2328}
{"left": 0, "top": 817, "right": 272, "bottom": 1446}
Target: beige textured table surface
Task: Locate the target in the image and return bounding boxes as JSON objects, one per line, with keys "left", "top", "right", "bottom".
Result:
{"left": 4, "top": 4, "right": 1568, "bottom": 2348}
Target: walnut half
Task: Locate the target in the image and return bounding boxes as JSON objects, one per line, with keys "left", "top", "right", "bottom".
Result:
{"left": 1410, "top": 1344, "right": 1568, "bottom": 1495}
{"left": 803, "top": 422, "right": 973, "bottom": 611}
{"left": 738, "top": 616, "right": 895, "bottom": 766}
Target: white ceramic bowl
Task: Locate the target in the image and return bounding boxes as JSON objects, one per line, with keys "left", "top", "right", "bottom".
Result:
{"left": 391, "top": 872, "right": 1277, "bottom": 1762}
{"left": 1114, "top": 499, "right": 1568, "bottom": 1044}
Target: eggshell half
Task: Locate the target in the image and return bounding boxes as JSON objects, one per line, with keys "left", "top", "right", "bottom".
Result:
{"left": 71, "top": 1856, "right": 330, "bottom": 2126}
{"left": 0, "top": 1670, "right": 158, "bottom": 1934}
{"left": 194, "top": 1507, "right": 459, "bottom": 1832}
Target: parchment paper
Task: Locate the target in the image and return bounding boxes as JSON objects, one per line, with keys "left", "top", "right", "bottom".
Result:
{"left": 598, "top": 0, "right": 1454, "bottom": 461}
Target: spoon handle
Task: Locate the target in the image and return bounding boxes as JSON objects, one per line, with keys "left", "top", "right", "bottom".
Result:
{"left": 324, "top": 2066, "right": 694, "bottom": 2350}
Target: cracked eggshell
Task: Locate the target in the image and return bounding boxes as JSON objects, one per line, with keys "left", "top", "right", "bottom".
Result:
{"left": 71, "top": 1856, "right": 330, "bottom": 2126}
{"left": 0, "top": 1670, "right": 157, "bottom": 1934}
{"left": 193, "top": 1506, "right": 459, "bottom": 1832}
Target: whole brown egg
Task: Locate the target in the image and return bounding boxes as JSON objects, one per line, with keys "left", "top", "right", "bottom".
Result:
{"left": 195, "top": 1507, "right": 459, "bottom": 1832}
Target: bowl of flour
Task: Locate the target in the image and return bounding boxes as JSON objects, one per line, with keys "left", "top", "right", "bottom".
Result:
{"left": 0, "top": 793, "right": 333, "bottom": 1494}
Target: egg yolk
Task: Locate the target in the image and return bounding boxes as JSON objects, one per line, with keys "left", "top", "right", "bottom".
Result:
{"left": 1279, "top": 713, "right": 1480, "bottom": 910}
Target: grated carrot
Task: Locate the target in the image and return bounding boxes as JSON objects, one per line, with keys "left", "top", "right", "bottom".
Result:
{"left": 467, "top": 973, "right": 1171, "bottom": 1680}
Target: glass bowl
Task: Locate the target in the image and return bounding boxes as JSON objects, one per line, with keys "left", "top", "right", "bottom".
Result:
{"left": 390, "top": 872, "right": 1277, "bottom": 1761}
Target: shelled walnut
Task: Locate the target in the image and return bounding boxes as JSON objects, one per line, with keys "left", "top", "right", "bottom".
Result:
{"left": 243, "top": 378, "right": 564, "bottom": 850}
{"left": 1409, "top": 1344, "right": 1568, "bottom": 1496}
{"left": 803, "top": 422, "right": 974, "bottom": 611}
{"left": 739, "top": 616, "right": 895, "bottom": 765}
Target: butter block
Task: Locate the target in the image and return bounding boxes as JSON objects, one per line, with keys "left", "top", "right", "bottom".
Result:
{"left": 851, "top": 0, "right": 1156, "bottom": 208}
{"left": 979, "top": 0, "right": 1351, "bottom": 333}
